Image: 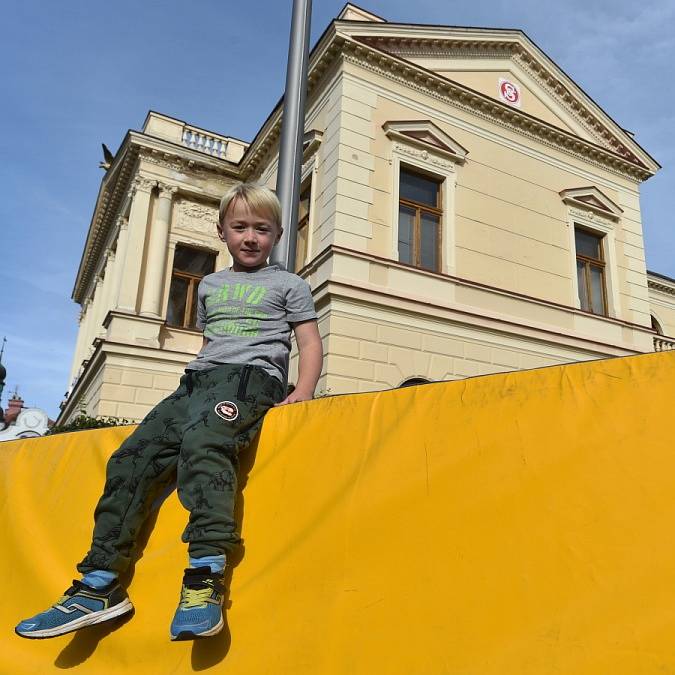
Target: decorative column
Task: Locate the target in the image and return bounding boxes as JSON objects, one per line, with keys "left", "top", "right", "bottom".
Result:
{"left": 117, "top": 176, "right": 155, "bottom": 313}
{"left": 111, "top": 216, "right": 128, "bottom": 310}
{"left": 97, "top": 250, "right": 116, "bottom": 336}
{"left": 91, "top": 275, "right": 104, "bottom": 339}
{"left": 78, "top": 298, "right": 95, "bottom": 363}
{"left": 140, "top": 182, "right": 177, "bottom": 318}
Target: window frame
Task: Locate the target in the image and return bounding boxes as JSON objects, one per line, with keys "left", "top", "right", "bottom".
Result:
{"left": 398, "top": 167, "right": 444, "bottom": 272}
{"left": 165, "top": 244, "right": 217, "bottom": 331}
{"left": 574, "top": 226, "right": 608, "bottom": 316}
{"left": 566, "top": 207, "right": 620, "bottom": 318}
{"left": 295, "top": 179, "right": 313, "bottom": 273}
{"left": 390, "top": 143, "right": 458, "bottom": 276}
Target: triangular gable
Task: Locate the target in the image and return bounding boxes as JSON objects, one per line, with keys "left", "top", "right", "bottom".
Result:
{"left": 334, "top": 20, "right": 658, "bottom": 174}
{"left": 559, "top": 186, "right": 623, "bottom": 220}
{"left": 383, "top": 120, "right": 468, "bottom": 164}
{"left": 337, "top": 3, "right": 385, "bottom": 22}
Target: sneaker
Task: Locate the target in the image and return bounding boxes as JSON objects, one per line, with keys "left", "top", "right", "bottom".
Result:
{"left": 170, "top": 566, "right": 225, "bottom": 640}
{"left": 15, "top": 579, "right": 133, "bottom": 639}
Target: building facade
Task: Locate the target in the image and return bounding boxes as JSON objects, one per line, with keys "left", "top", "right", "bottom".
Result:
{"left": 58, "top": 4, "right": 675, "bottom": 424}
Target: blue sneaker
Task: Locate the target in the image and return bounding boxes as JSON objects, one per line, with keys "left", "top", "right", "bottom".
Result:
{"left": 170, "top": 566, "right": 225, "bottom": 640}
{"left": 15, "top": 579, "right": 133, "bottom": 639}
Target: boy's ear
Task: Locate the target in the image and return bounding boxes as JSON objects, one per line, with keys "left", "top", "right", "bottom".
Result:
{"left": 217, "top": 221, "right": 226, "bottom": 242}
{"left": 275, "top": 226, "right": 284, "bottom": 244}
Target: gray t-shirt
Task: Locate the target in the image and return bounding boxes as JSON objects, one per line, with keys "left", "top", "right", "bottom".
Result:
{"left": 186, "top": 264, "right": 317, "bottom": 386}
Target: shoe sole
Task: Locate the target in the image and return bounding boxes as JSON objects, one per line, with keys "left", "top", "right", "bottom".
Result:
{"left": 15, "top": 599, "right": 134, "bottom": 640}
{"left": 170, "top": 615, "right": 224, "bottom": 641}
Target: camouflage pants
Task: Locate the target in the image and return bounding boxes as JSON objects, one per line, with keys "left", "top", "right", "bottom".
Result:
{"left": 78, "top": 364, "right": 284, "bottom": 574}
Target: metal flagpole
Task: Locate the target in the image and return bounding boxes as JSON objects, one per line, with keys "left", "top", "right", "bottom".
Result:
{"left": 270, "top": 0, "right": 312, "bottom": 272}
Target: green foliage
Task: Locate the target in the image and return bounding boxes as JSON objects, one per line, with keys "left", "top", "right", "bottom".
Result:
{"left": 47, "top": 413, "right": 134, "bottom": 436}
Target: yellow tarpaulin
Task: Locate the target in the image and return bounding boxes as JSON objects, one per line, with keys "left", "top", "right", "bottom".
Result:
{"left": 1, "top": 351, "right": 675, "bottom": 674}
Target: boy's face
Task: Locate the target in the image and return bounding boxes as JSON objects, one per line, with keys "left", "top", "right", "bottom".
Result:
{"left": 218, "top": 197, "right": 282, "bottom": 272}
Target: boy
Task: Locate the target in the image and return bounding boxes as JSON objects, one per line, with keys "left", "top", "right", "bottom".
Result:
{"left": 16, "top": 183, "right": 323, "bottom": 641}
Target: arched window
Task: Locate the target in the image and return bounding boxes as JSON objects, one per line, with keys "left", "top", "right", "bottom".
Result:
{"left": 651, "top": 315, "right": 664, "bottom": 335}
{"left": 398, "top": 377, "right": 431, "bottom": 389}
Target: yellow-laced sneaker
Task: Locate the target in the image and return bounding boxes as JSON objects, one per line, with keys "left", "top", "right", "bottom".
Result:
{"left": 170, "top": 566, "right": 225, "bottom": 640}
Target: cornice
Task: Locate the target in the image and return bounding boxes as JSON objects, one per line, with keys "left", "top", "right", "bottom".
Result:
{"left": 134, "top": 133, "right": 241, "bottom": 179}
{"left": 72, "top": 141, "right": 140, "bottom": 305}
{"left": 648, "top": 276, "right": 675, "bottom": 296}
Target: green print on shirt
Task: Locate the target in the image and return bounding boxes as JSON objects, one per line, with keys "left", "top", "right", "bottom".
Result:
{"left": 204, "top": 282, "right": 269, "bottom": 337}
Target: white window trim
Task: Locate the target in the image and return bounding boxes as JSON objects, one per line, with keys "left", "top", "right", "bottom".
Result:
{"left": 567, "top": 207, "right": 620, "bottom": 318}
{"left": 296, "top": 156, "right": 318, "bottom": 272}
{"left": 390, "top": 143, "right": 458, "bottom": 276}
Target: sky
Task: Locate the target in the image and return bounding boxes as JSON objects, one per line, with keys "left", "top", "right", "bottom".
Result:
{"left": 1, "top": 0, "right": 673, "bottom": 418}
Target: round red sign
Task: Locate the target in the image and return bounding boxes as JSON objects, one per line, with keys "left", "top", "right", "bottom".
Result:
{"left": 499, "top": 79, "right": 521, "bottom": 106}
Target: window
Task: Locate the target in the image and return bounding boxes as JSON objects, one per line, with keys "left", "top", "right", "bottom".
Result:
{"left": 575, "top": 228, "right": 607, "bottom": 315}
{"left": 398, "top": 168, "right": 442, "bottom": 272}
{"left": 651, "top": 315, "right": 664, "bottom": 335}
{"left": 398, "top": 377, "right": 432, "bottom": 388}
{"left": 166, "top": 245, "right": 216, "bottom": 329}
{"left": 295, "top": 184, "right": 311, "bottom": 273}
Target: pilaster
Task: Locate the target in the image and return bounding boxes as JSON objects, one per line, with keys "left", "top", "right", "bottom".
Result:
{"left": 98, "top": 250, "right": 116, "bottom": 337}
{"left": 140, "top": 182, "right": 177, "bottom": 318}
{"left": 118, "top": 176, "right": 155, "bottom": 313}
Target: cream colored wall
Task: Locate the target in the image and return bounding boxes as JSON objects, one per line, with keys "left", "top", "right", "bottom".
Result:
{"left": 299, "top": 297, "right": 635, "bottom": 397}
{"left": 64, "top": 363, "right": 106, "bottom": 420}
{"left": 249, "top": 57, "right": 657, "bottom": 405}
{"left": 334, "top": 61, "right": 650, "bottom": 329}
{"left": 96, "top": 360, "right": 183, "bottom": 422}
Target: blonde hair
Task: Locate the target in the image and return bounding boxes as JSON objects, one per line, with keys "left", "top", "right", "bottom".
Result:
{"left": 218, "top": 183, "right": 281, "bottom": 229}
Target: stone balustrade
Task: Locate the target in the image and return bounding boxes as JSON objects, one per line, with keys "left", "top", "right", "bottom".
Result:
{"left": 654, "top": 336, "right": 675, "bottom": 352}
{"left": 181, "top": 126, "right": 229, "bottom": 159}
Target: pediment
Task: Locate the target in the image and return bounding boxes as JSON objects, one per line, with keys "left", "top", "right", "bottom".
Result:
{"left": 383, "top": 120, "right": 468, "bottom": 164}
{"left": 302, "top": 129, "right": 323, "bottom": 161}
{"left": 335, "top": 20, "right": 658, "bottom": 174}
{"left": 559, "top": 186, "right": 623, "bottom": 220}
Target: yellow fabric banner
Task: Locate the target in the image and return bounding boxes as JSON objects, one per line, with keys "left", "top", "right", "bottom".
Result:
{"left": 2, "top": 352, "right": 674, "bottom": 673}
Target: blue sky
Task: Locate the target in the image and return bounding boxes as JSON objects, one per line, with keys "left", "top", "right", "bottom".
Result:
{"left": 2, "top": 0, "right": 673, "bottom": 418}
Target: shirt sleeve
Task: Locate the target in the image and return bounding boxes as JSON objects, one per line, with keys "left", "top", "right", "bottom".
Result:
{"left": 195, "top": 280, "right": 207, "bottom": 331}
{"left": 285, "top": 275, "right": 317, "bottom": 324}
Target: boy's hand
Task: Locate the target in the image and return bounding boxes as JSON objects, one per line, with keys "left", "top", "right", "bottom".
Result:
{"left": 275, "top": 388, "right": 314, "bottom": 406}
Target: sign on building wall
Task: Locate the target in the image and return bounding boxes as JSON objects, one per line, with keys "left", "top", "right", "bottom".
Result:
{"left": 498, "top": 78, "right": 522, "bottom": 108}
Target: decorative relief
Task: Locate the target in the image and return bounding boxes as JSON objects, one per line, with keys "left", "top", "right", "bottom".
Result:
{"left": 393, "top": 143, "right": 455, "bottom": 171}
{"left": 140, "top": 149, "right": 233, "bottom": 183}
{"left": 140, "top": 151, "right": 184, "bottom": 173}
{"left": 131, "top": 175, "right": 157, "bottom": 194}
{"left": 569, "top": 206, "right": 613, "bottom": 226}
{"left": 648, "top": 280, "right": 675, "bottom": 296}
{"left": 158, "top": 182, "right": 179, "bottom": 198}
{"left": 177, "top": 199, "right": 219, "bottom": 235}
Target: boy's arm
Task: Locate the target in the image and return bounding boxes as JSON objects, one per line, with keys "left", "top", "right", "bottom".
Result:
{"left": 276, "top": 320, "right": 323, "bottom": 406}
